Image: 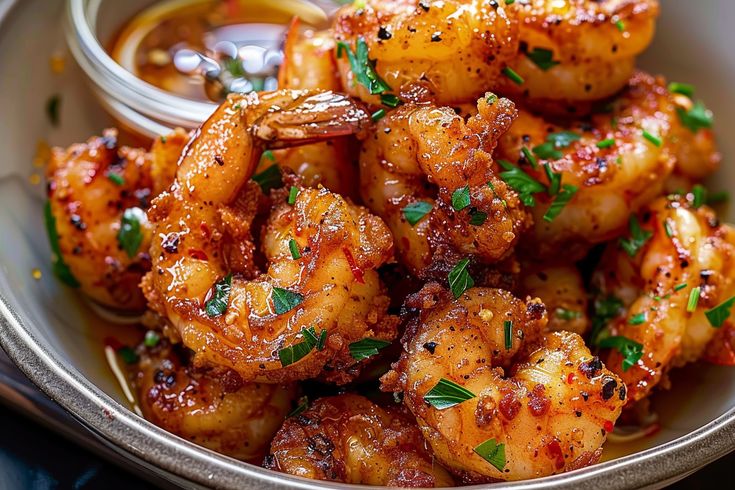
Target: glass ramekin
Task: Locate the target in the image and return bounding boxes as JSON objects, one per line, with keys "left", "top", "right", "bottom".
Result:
{"left": 64, "top": 0, "right": 335, "bottom": 138}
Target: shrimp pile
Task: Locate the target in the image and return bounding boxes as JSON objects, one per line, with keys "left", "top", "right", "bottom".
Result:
{"left": 43, "top": 0, "right": 735, "bottom": 486}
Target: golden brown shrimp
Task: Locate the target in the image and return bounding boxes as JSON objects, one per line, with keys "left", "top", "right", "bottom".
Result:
{"left": 143, "top": 90, "right": 399, "bottom": 384}
{"left": 360, "top": 93, "right": 530, "bottom": 279}
{"left": 46, "top": 129, "right": 185, "bottom": 310}
{"left": 498, "top": 0, "right": 659, "bottom": 112}
{"left": 382, "top": 285, "right": 626, "bottom": 482}
{"left": 265, "top": 394, "right": 454, "bottom": 487}
{"left": 520, "top": 263, "right": 590, "bottom": 336}
{"left": 333, "top": 0, "right": 518, "bottom": 105}
{"left": 269, "top": 19, "right": 358, "bottom": 196}
{"left": 495, "top": 72, "right": 677, "bottom": 259}
{"left": 592, "top": 196, "right": 735, "bottom": 404}
{"left": 133, "top": 339, "right": 296, "bottom": 462}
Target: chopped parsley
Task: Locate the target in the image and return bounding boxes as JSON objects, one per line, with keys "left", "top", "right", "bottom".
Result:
{"left": 371, "top": 108, "right": 386, "bottom": 121}
{"left": 628, "top": 312, "right": 647, "bottom": 325}
{"left": 498, "top": 160, "right": 546, "bottom": 207}
{"left": 469, "top": 208, "right": 488, "bottom": 226}
{"left": 107, "top": 172, "right": 125, "bottom": 186}
{"left": 380, "top": 94, "right": 401, "bottom": 107}
{"left": 533, "top": 142, "right": 562, "bottom": 161}
{"left": 336, "top": 37, "right": 391, "bottom": 95}
{"left": 521, "top": 146, "right": 538, "bottom": 168}
{"left": 403, "top": 201, "right": 433, "bottom": 226}
{"left": 118, "top": 207, "right": 146, "bottom": 258}
{"left": 43, "top": 201, "right": 80, "bottom": 287}
{"left": 117, "top": 346, "right": 139, "bottom": 365}
{"left": 555, "top": 308, "right": 582, "bottom": 321}
{"left": 668, "top": 82, "right": 695, "bottom": 98}
{"left": 502, "top": 66, "right": 524, "bottom": 85}
{"left": 692, "top": 184, "right": 706, "bottom": 208}
{"left": 615, "top": 19, "right": 626, "bottom": 32}
{"left": 619, "top": 214, "right": 652, "bottom": 257}
{"left": 288, "top": 239, "right": 301, "bottom": 260}
{"left": 349, "top": 338, "right": 391, "bottom": 361}
{"left": 46, "top": 94, "right": 61, "bottom": 127}
{"left": 272, "top": 287, "right": 304, "bottom": 315}
{"left": 525, "top": 47, "right": 559, "bottom": 71}
{"left": 252, "top": 164, "right": 283, "bottom": 193}
{"left": 543, "top": 163, "right": 561, "bottom": 196}
{"left": 590, "top": 294, "right": 624, "bottom": 344}
{"left": 144, "top": 330, "right": 161, "bottom": 348}
{"left": 504, "top": 320, "right": 513, "bottom": 350}
{"left": 547, "top": 131, "right": 581, "bottom": 149}
{"left": 677, "top": 101, "right": 713, "bottom": 133}
{"left": 705, "top": 297, "right": 735, "bottom": 328}
{"left": 687, "top": 286, "right": 701, "bottom": 312}
{"left": 598, "top": 335, "right": 643, "bottom": 371}
{"left": 474, "top": 438, "right": 506, "bottom": 471}
{"left": 424, "top": 378, "right": 476, "bottom": 410}
{"left": 543, "top": 184, "right": 577, "bottom": 222}
{"left": 287, "top": 186, "right": 299, "bottom": 205}
{"left": 451, "top": 185, "right": 471, "bottom": 211}
{"left": 278, "top": 327, "right": 323, "bottom": 367}
{"left": 641, "top": 130, "right": 662, "bottom": 147}
{"left": 448, "top": 258, "right": 474, "bottom": 299}
{"left": 596, "top": 138, "right": 616, "bottom": 149}
{"left": 205, "top": 274, "right": 232, "bottom": 317}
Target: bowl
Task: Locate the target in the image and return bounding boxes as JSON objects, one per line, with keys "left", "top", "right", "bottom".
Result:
{"left": 1, "top": 0, "right": 734, "bottom": 488}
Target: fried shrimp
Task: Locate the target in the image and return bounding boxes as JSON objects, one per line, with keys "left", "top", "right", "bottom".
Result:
{"left": 382, "top": 286, "right": 626, "bottom": 482}
{"left": 592, "top": 196, "right": 735, "bottom": 404}
{"left": 333, "top": 0, "right": 518, "bottom": 105}
{"left": 520, "top": 263, "right": 590, "bottom": 336}
{"left": 360, "top": 93, "right": 530, "bottom": 278}
{"left": 265, "top": 394, "right": 454, "bottom": 487}
{"left": 143, "top": 90, "right": 398, "bottom": 384}
{"left": 133, "top": 340, "right": 296, "bottom": 462}
{"left": 499, "top": 0, "right": 659, "bottom": 111}
{"left": 496, "top": 72, "right": 677, "bottom": 259}
{"left": 271, "top": 20, "right": 357, "bottom": 195}
{"left": 46, "top": 129, "right": 186, "bottom": 310}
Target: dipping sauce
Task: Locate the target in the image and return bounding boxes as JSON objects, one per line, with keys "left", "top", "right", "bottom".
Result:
{"left": 109, "top": 0, "right": 329, "bottom": 101}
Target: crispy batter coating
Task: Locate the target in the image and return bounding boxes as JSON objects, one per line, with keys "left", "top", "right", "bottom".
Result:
{"left": 265, "top": 394, "right": 454, "bottom": 487}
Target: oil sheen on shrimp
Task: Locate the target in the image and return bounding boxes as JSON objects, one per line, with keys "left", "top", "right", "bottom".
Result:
{"left": 265, "top": 394, "right": 454, "bottom": 487}
{"left": 496, "top": 71, "right": 678, "bottom": 259}
{"left": 133, "top": 340, "right": 296, "bottom": 462}
{"left": 333, "top": 0, "right": 518, "bottom": 105}
{"left": 593, "top": 196, "right": 735, "bottom": 404}
{"left": 46, "top": 129, "right": 186, "bottom": 311}
{"left": 143, "top": 90, "right": 399, "bottom": 384}
{"left": 498, "top": 0, "right": 659, "bottom": 112}
{"left": 382, "top": 285, "right": 626, "bottom": 482}
{"left": 360, "top": 93, "right": 530, "bottom": 278}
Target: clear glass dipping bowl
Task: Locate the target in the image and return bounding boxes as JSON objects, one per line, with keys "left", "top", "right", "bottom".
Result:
{"left": 64, "top": 0, "right": 333, "bottom": 138}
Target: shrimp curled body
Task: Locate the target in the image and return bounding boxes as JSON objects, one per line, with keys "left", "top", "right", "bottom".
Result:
{"left": 144, "top": 90, "right": 398, "bottom": 384}
{"left": 382, "top": 286, "right": 626, "bottom": 481}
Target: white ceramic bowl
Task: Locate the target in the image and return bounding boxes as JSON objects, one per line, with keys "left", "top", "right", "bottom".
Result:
{"left": 1, "top": 0, "right": 734, "bottom": 488}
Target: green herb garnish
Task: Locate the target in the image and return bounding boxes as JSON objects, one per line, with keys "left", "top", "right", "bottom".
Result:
{"left": 598, "top": 335, "right": 643, "bottom": 371}
{"left": 349, "top": 338, "right": 391, "bottom": 361}
{"left": 543, "top": 184, "right": 577, "bottom": 222}
{"left": 272, "top": 287, "right": 304, "bottom": 315}
{"left": 642, "top": 130, "right": 662, "bottom": 147}
{"left": 628, "top": 312, "right": 646, "bottom": 325}
{"left": 705, "top": 297, "right": 735, "bottom": 328}
{"left": 469, "top": 208, "right": 488, "bottom": 226}
{"left": 504, "top": 320, "right": 513, "bottom": 350}
{"left": 43, "top": 201, "right": 80, "bottom": 287}
{"left": 107, "top": 172, "right": 125, "bottom": 186}
{"left": 498, "top": 160, "right": 546, "bottom": 207}
{"left": 619, "top": 214, "right": 652, "bottom": 257}
{"left": 46, "top": 94, "right": 61, "bottom": 126}
{"left": 525, "top": 47, "right": 559, "bottom": 71}
{"left": 474, "top": 438, "right": 506, "bottom": 471}
{"left": 502, "top": 66, "right": 524, "bottom": 85}
{"left": 287, "top": 186, "right": 299, "bottom": 205}
{"left": 403, "top": 201, "right": 433, "bottom": 226}
{"left": 424, "top": 378, "right": 476, "bottom": 410}
{"left": 668, "top": 82, "right": 695, "bottom": 98}
{"left": 596, "top": 138, "right": 616, "bottom": 149}
{"left": 118, "top": 207, "right": 146, "bottom": 258}
{"left": 677, "top": 101, "right": 713, "bottom": 133}
{"left": 336, "top": 37, "right": 391, "bottom": 95}
{"left": 452, "top": 185, "right": 471, "bottom": 211}
{"left": 205, "top": 274, "right": 232, "bottom": 317}
{"left": 687, "top": 286, "right": 701, "bottom": 312}
{"left": 252, "top": 165, "right": 283, "bottom": 194}
{"left": 288, "top": 239, "right": 301, "bottom": 260}
{"left": 144, "top": 330, "right": 161, "bottom": 348}
{"left": 448, "top": 258, "right": 474, "bottom": 299}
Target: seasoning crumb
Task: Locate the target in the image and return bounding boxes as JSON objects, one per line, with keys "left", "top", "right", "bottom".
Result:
{"left": 28, "top": 173, "right": 41, "bottom": 185}
{"left": 33, "top": 140, "right": 51, "bottom": 168}
{"left": 49, "top": 53, "right": 65, "bottom": 74}
{"left": 31, "top": 268, "right": 42, "bottom": 280}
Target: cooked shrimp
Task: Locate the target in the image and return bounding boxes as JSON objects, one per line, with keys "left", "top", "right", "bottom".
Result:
{"left": 133, "top": 339, "right": 296, "bottom": 462}
{"left": 520, "top": 263, "right": 590, "bottom": 335}
{"left": 46, "top": 129, "right": 185, "bottom": 310}
{"left": 265, "top": 394, "right": 454, "bottom": 487}
{"left": 270, "top": 20, "right": 357, "bottom": 195}
{"left": 498, "top": 0, "right": 659, "bottom": 111}
{"left": 360, "top": 93, "right": 531, "bottom": 278}
{"left": 495, "top": 71, "right": 677, "bottom": 259}
{"left": 333, "top": 0, "right": 518, "bottom": 105}
{"left": 382, "top": 285, "right": 625, "bottom": 481}
{"left": 592, "top": 196, "right": 735, "bottom": 404}
{"left": 143, "top": 90, "right": 398, "bottom": 384}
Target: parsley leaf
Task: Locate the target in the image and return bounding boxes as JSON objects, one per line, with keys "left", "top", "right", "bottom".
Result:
{"left": 448, "top": 258, "right": 474, "bottom": 299}
{"left": 474, "top": 438, "right": 506, "bottom": 471}
{"left": 424, "top": 378, "right": 476, "bottom": 409}
{"left": 525, "top": 47, "right": 559, "bottom": 71}
{"left": 118, "top": 207, "right": 146, "bottom": 258}
{"left": 705, "top": 296, "right": 735, "bottom": 328}
{"left": 403, "top": 201, "right": 433, "bottom": 226}
{"left": 278, "top": 327, "right": 324, "bottom": 367}
{"left": 349, "top": 338, "right": 391, "bottom": 361}
{"left": 532, "top": 142, "right": 562, "bottom": 160}
{"left": 547, "top": 131, "right": 581, "bottom": 149}
{"left": 252, "top": 165, "right": 283, "bottom": 193}
{"left": 598, "top": 335, "right": 643, "bottom": 371}
{"left": 44, "top": 201, "right": 80, "bottom": 287}
{"left": 677, "top": 101, "right": 713, "bottom": 133}
{"left": 272, "top": 287, "right": 304, "bottom": 315}
{"left": 452, "top": 185, "right": 471, "bottom": 211}
{"left": 498, "top": 160, "right": 546, "bottom": 206}
{"left": 469, "top": 208, "right": 488, "bottom": 226}
{"left": 543, "top": 184, "right": 577, "bottom": 222}
{"left": 619, "top": 214, "right": 652, "bottom": 257}
{"left": 205, "top": 274, "right": 232, "bottom": 317}
{"left": 336, "top": 37, "right": 391, "bottom": 95}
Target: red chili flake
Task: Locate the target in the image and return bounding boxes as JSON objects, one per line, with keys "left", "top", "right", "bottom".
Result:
{"left": 528, "top": 384, "right": 550, "bottom": 417}
{"left": 546, "top": 440, "right": 565, "bottom": 470}
{"left": 567, "top": 372, "right": 575, "bottom": 384}
{"left": 603, "top": 420, "right": 614, "bottom": 433}
{"left": 499, "top": 392, "right": 521, "bottom": 420}
{"left": 200, "top": 223, "right": 211, "bottom": 238}
{"left": 188, "top": 248, "right": 208, "bottom": 261}
{"left": 342, "top": 247, "right": 365, "bottom": 284}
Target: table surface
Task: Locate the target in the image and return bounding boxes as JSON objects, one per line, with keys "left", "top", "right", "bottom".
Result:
{"left": 0, "top": 403, "right": 725, "bottom": 489}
